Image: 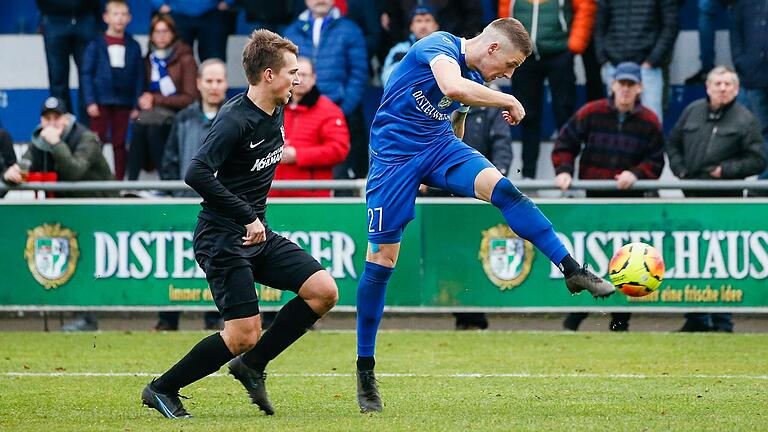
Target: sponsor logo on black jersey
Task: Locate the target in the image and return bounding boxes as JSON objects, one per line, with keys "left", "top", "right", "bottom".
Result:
{"left": 250, "top": 147, "right": 283, "bottom": 172}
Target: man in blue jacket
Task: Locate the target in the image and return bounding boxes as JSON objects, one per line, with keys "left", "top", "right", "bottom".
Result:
{"left": 731, "top": 0, "right": 768, "bottom": 180}
{"left": 285, "top": 0, "right": 369, "bottom": 182}
{"left": 81, "top": 0, "right": 143, "bottom": 180}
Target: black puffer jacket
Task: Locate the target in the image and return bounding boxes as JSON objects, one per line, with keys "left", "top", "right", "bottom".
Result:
{"left": 35, "top": 0, "right": 100, "bottom": 16}
{"left": 594, "top": 0, "right": 678, "bottom": 66}
{"left": 667, "top": 99, "right": 766, "bottom": 181}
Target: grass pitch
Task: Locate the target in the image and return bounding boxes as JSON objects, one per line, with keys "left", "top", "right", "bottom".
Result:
{"left": 0, "top": 330, "right": 766, "bottom": 431}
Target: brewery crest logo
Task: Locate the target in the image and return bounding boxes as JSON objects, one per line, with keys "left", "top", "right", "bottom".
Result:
{"left": 438, "top": 96, "right": 453, "bottom": 109}
{"left": 479, "top": 224, "right": 534, "bottom": 290}
{"left": 24, "top": 223, "right": 79, "bottom": 289}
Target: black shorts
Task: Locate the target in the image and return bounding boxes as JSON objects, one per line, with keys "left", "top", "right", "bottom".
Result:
{"left": 193, "top": 219, "right": 324, "bottom": 321}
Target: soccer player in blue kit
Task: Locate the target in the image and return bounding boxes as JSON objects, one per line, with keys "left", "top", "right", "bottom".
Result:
{"left": 355, "top": 18, "right": 616, "bottom": 413}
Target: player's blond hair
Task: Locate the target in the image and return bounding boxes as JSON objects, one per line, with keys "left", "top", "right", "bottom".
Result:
{"left": 242, "top": 29, "right": 299, "bottom": 85}
{"left": 484, "top": 18, "right": 533, "bottom": 57}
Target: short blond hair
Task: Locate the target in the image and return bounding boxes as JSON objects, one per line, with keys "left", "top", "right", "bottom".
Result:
{"left": 485, "top": 18, "right": 532, "bottom": 57}
{"left": 242, "top": 30, "right": 299, "bottom": 85}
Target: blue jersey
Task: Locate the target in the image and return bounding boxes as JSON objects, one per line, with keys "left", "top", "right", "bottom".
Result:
{"left": 370, "top": 31, "right": 485, "bottom": 164}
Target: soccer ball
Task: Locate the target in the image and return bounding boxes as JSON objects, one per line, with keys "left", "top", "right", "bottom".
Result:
{"left": 608, "top": 242, "right": 665, "bottom": 297}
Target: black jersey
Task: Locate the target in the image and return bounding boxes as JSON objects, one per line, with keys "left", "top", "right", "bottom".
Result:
{"left": 185, "top": 92, "right": 285, "bottom": 227}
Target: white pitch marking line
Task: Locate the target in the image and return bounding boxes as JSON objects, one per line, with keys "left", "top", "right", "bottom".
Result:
{"left": 3, "top": 372, "right": 768, "bottom": 380}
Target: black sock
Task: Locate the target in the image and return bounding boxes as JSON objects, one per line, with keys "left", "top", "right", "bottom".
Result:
{"left": 153, "top": 332, "right": 234, "bottom": 394}
{"left": 357, "top": 356, "right": 375, "bottom": 371}
{"left": 242, "top": 296, "right": 320, "bottom": 372}
{"left": 559, "top": 254, "right": 581, "bottom": 278}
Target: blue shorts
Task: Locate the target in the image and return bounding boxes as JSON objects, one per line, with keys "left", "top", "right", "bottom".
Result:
{"left": 366, "top": 138, "right": 494, "bottom": 244}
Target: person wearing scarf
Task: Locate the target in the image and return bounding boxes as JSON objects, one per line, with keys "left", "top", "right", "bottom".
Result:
{"left": 127, "top": 14, "right": 197, "bottom": 180}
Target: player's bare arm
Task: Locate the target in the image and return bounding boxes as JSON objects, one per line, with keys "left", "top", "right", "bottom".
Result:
{"left": 431, "top": 60, "right": 525, "bottom": 125}
{"left": 451, "top": 110, "right": 468, "bottom": 139}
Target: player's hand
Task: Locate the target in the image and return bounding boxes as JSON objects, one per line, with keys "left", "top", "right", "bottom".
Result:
{"left": 130, "top": 109, "right": 140, "bottom": 120}
{"left": 243, "top": 218, "right": 266, "bottom": 246}
{"left": 615, "top": 170, "right": 638, "bottom": 190}
{"left": 40, "top": 126, "right": 62, "bottom": 145}
{"left": 217, "top": 1, "right": 229, "bottom": 10}
{"left": 159, "top": 4, "right": 171, "bottom": 14}
{"left": 709, "top": 165, "right": 722, "bottom": 179}
{"left": 502, "top": 97, "right": 525, "bottom": 125}
{"left": 555, "top": 172, "right": 572, "bottom": 191}
{"left": 3, "top": 164, "right": 22, "bottom": 184}
{"left": 87, "top": 104, "right": 100, "bottom": 118}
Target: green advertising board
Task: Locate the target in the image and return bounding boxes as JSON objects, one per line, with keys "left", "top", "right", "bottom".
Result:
{"left": 1, "top": 199, "right": 766, "bottom": 312}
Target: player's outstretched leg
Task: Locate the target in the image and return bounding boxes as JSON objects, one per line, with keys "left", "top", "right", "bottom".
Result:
{"left": 235, "top": 270, "right": 337, "bottom": 414}
{"left": 356, "top": 249, "right": 397, "bottom": 413}
{"left": 142, "top": 332, "right": 236, "bottom": 418}
{"left": 563, "top": 264, "right": 616, "bottom": 298}
{"left": 478, "top": 171, "right": 615, "bottom": 298}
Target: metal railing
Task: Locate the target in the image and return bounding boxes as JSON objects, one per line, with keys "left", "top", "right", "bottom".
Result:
{"left": 2, "top": 179, "right": 768, "bottom": 195}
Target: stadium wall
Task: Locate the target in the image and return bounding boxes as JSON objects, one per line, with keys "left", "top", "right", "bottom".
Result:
{"left": 3, "top": 199, "right": 766, "bottom": 313}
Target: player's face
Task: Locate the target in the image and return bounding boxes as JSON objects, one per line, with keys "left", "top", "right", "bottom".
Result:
{"left": 197, "top": 63, "right": 228, "bottom": 106}
{"left": 611, "top": 79, "right": 642, "bottom": 109}
{"left": 271, "top": 51, "right": 300, "bottom": 106}
{"left": 410, "top": 14, "right": 439, "bottom": 40}
{"left": 706, "top": 73, "right": 739, "bottom": 108}
{"left": 292, "top": 58, "right": 316, "bottom": 99}
{"left": 478, "top": 43, "right": 527, "bottom": 82}
{"left": 103, "top": 3, "right": 131, "bottom": 32}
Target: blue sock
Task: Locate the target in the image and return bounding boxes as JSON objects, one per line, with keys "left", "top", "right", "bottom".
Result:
{"left": 491, "top": 177, "right": 569, "bottom": 265}
{"left": 356, "top": 261, "right": 395, "bottom": 358}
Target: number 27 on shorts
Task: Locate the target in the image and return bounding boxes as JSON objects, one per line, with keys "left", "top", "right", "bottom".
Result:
{"left": 367, "top": 207, "right": 383, "bottom": 233}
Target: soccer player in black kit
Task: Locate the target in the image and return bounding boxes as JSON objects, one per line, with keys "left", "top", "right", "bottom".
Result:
{"left": 141, "top": 30, "right": 338, "bottom": 419}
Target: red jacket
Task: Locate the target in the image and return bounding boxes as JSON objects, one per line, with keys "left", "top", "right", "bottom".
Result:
{"left": 271, "top": 86, "right": 350, "bottom": 197}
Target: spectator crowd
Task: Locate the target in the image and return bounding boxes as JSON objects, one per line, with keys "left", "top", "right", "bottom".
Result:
{"left": 0, "top": 0, "right": 767, "bottom": 333}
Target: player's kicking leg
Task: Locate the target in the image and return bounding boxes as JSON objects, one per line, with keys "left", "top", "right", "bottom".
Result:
{"left": 471, "top": 166, "right": 615, "bottom": 297}
{"left": 356, "top": 242, "right": 400, "bottom": 413}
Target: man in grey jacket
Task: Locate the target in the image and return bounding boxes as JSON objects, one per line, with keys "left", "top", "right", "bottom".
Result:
{"left": 156, "top": 58, "right": 228, "bottom": 331}
{"left": 667, "top": 66, "right": 766, "bottom": 197}
{"left": 667, "top": 66, "right": 766, "bottom": 333}
{"left": 25, "top": 96, "right": 117, "bottom": 332}
{"left": 161, "top": 58, "right": 227, "bottom": 196}
{"left": 27, "top": 97, "right": 116, "bottom": 198}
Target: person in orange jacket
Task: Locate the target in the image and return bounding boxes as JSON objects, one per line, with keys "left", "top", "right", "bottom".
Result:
{"left": 498, "top": 0, "right": 596, "bottom": 179}
{"left": 270, "top": 56, "right": 350, "bottom": 198}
